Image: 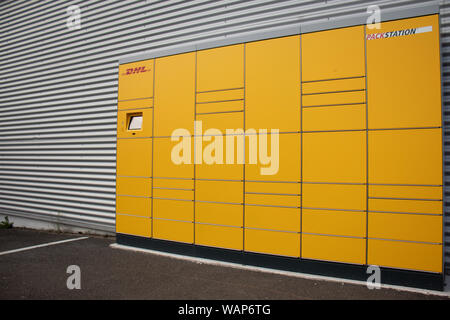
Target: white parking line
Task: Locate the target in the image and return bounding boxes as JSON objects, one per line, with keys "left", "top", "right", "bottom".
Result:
{"left": 0, "top": 237, "right": 89, "bottom": 256}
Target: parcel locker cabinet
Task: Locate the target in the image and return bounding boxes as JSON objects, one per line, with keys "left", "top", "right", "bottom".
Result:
{"left": 367, "top": 128, "right": 443, "bottom": 273}
{"left": 116, "top": 12, "right": 444, "bottom": 290}
{"left": 195, "top": 45, "right": 245, "bottom": 251}
{"left": 244, "top": 35, "right": 301, "bottom": 258}
{"left": 152, "top": 52, "right": 196, "bottom": 243}
{"left": 243, "top": 37, "right": 302, "bottom": 258}
{"left": 301, "top": 25, "right": 367, "bottom": 265}
{"left": 366, "top": 14, "right": 443, "bottom": 273}
{"left": 243, "top": 36, "right": 301, "bottom": 257}
{"left": 116, "top": 59, "right": 154, "bottom": 238}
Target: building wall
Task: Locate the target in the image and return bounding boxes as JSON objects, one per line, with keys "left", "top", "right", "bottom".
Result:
{"left": 0, "top": 0, "right": 449, "bottom": 275}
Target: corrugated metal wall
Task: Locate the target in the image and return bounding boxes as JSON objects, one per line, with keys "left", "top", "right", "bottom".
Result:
{"left": 0, "top": 0, "right": 448, "bottom": 275}
{"left": 440, "top": 0, "right": 450, "bottom": 282}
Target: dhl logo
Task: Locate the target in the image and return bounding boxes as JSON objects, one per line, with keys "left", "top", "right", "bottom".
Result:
{"left": 122, "top": 66, "right": 150, "bottom": 75}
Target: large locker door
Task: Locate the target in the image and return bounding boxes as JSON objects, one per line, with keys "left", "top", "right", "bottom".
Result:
{"left": 245, "top": 36, "right": 300, "bottom": 132}
{"left": 154, "top": 52, "right": 196, "bottom": 136}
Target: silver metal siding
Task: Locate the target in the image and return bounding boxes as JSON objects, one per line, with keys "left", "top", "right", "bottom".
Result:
{"left": 440, "top": 0, "right": 450, "bottom": 279}
{"left": 1, "top": 0, "right": 448, "bottom": 275}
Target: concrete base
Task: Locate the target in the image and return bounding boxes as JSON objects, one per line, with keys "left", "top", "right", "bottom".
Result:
{"left": 0, "top": 214, "right": 114, "bottom": 237}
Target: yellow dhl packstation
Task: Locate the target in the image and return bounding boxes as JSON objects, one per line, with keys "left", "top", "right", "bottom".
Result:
{"left": 115, "top": 9, "right": 445, "bottom": 290}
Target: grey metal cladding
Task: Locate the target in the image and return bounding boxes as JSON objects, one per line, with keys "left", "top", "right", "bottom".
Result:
{"left": 120, "top": 3, "right": 439, "bottom": 64}
{"left": 301, "top": 3, "right": 439, "bottom": 33}
{"left": 441, "top": 0, "right": 450, "bottom": 280}
{"left": 0, "top": 0, "right": 449, "bottom": 279}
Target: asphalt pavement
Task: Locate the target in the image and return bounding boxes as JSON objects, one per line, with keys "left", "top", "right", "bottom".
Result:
{"left": 0, "top": 227, "right": 448, "bottom": 300}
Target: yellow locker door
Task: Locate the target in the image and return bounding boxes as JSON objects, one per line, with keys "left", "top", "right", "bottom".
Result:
{"left": 196, "top": 44, "right": 244, "bottom": 92}
{"left": 196, "top": 112, "right": 244, "bottom": 134}
{"left": 368, "top": 128, "right": 442, "bottom": 186}
{"left": 195, "top": 202, "right": 243, "bottom": 228}
{"left": 368, "top": 239, "right": 442, "bottom": 273}
{"left": 195, "top": 223, "right": 243, "bottom": 251}
{"left": 245, "top": 36, "right": 300, "bottom": 132}
{"left": 368, "top": 213, "right": 442, "bottom": 244}
{"left": 245, "top": 132, "right": 301, "bottom": 182}
{"left": 303, "top": 104, "right": 366, "bottom": 132}
{"left": 302, "top": 183, "right": 365, "bottom": 212}
{"left": 118, "top": 59, "right": 154, "bottom": 101}
{"left": 302, "top": 209, "right": 366, "bottom": 238}
{"left": 302, "top": 234, "right": 366, "bottom": 265}
{"left": 245, "top": 205, "right": 300, "bottom": 232}
{"left": 153, "top": 218, "right": 194, "bottom": 244}
{"left": 195, "top": 126, "right": 244, "bottom": 181}
{"left": 154, "top": 52, "right": 196, "bottom": 137}
{"left": 118, "top": 98, "right": 153, "bottom": 111}
{"left": 116, "top": 138, "right": 152, "bottom": 177}
{"left": 153, "top": 136, "right": 194, "bottom": 179}
{"left": 366, "top": 15, "right": 442, "bottom": 129}
{"left": 302, "top": 131, "right": 366, "bottom": 184}
{"left": 302, "top": 26, "right": 365, "bottom": 81}
{"left": 116, "top": 214, "right": 151, "bottom": 238}
{"left": 245, "top": 228, "right": 300, "bottom": 258}
{"left": 196, "top": 180, "right": 242, "bottom": 204}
